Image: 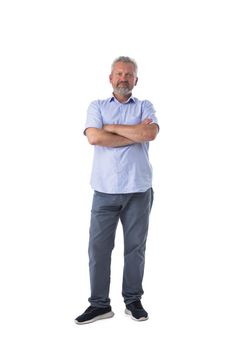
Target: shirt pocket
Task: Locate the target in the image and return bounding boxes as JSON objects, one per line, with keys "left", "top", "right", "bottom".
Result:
{"left": 101, "top": 109, "right": 121, "bottom": 125}
{"left": 124, "top": 115, "right": 142, "bottom": 125}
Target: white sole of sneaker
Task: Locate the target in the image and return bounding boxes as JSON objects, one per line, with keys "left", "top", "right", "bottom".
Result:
{"left": 125, "top": 309, "right": 149, "bottom": 321}
{"left": 75, "top": 311, "right": 114, "bottom": 325}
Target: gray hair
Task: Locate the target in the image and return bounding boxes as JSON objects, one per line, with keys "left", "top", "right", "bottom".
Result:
{"left": 111, "top": 56, "right": 138, "bottom": 75}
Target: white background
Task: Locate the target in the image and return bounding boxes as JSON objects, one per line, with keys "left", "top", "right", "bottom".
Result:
{"left": 0, "top": 0, "right": 233, "bottom": 349}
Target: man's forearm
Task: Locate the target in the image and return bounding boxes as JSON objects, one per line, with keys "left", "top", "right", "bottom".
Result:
{"left": 85, "top": 128, "right": 136, "bottom": 147}
{"left": 104, "top": 123, "right": 158, "bottom": 142}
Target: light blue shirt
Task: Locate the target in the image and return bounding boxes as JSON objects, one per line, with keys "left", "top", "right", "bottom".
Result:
{"left": 84, "top": 95, "right": 159, "bottom": 194}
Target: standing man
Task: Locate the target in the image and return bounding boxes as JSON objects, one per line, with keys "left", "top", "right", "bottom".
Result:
{"left": 75, "top": 56, "right": 159, "bottom": 324}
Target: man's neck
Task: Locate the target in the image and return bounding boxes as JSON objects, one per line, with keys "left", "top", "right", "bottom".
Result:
{"left": 113, "top": 92, "right": 132, "bottom": 103}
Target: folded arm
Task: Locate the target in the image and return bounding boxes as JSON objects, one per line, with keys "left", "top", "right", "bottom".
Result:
{"left": 103, "top": 118, "right": 159, "bottom": 143}
{"left": 85, "top": 127, "right": 136, "bottom": 147}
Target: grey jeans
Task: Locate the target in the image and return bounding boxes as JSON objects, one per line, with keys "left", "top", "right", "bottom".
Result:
{"left": 88, "top": 188, "right": 154, "bottom": 307}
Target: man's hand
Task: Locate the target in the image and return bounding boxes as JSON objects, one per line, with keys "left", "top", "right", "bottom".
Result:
{"left": 142, "top": 118, "right": 153, "bottom": 125}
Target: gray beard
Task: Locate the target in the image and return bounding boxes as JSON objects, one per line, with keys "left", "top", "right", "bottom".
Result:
{"left": 114, "top": 87, "right": 132, "bottom": 96}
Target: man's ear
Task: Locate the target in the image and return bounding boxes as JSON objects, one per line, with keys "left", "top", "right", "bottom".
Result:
{"left": 109, "top": 74, "right": 112, "bottom": 83}
{"left": 135, "top": 77, "right": 138, "bottom": 86}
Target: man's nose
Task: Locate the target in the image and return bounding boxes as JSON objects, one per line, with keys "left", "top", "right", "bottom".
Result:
{"left": 120, "top": 75, "right": 128, "bottom": 81}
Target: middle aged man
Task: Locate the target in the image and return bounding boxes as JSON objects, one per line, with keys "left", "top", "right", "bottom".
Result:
{"left": 75, "top": 56, "right": 159, "bottom": 325}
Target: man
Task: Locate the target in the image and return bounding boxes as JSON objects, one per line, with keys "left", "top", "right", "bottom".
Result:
{"left": 75, "top": 56, "right": 159, "bottom": 324}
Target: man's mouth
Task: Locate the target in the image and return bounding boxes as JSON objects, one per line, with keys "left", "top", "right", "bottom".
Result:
{"left": 118, "top": 82, "right": 128, "bottom": 86}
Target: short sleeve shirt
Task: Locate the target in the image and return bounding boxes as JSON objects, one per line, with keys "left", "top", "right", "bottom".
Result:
{"left": 84, "top": 95, "right": 159, "bottom": 194}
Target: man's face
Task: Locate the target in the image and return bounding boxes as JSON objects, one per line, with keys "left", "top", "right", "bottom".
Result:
{"left": 109, "top": 62, "right": 138, "bottom": 96}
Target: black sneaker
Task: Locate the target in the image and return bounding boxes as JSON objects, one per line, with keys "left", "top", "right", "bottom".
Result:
{"left": 125, "top": 300, "right": 148, "bottom": 321}
{"left": 75, "top": 305, "right": 114, "bottom": 325}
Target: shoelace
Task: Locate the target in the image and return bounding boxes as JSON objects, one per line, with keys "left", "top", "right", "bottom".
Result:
{"left": 131, "top": 300, "right": 143, "bottom": 309}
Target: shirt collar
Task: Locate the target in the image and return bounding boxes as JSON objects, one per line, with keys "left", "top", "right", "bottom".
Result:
{"left": 109, "top": 94, "right": 136, "bottom": 104}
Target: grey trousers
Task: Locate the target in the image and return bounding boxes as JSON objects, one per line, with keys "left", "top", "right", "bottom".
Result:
{"left": 88, "top": 188, "right": 154, "bottom": 307}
